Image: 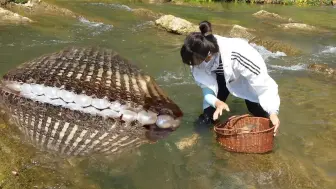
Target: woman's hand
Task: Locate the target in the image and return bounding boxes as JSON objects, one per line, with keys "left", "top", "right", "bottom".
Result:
{"left": 213, "top": 100, "right": 230, "bottom": 120}
{"left": 270, "top": 113, "right": 280, "bottom": 136}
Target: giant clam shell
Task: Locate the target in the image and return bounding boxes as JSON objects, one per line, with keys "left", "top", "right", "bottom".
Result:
{"left": 0, "top": 47, "right": 183, "bottom": 156}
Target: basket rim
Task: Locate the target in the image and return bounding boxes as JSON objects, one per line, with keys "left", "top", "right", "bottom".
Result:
{"left": 213, "top": 115, "right": 275, "bottom": 135}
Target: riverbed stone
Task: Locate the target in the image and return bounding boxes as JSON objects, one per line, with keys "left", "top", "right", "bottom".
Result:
{"left": 155, "top": 15, "right": 199, "bottom": 35}
{"left": 278, "top": 23, "right": 318, "bottom": 31}
{"left": 229, "top": 24, "right": 256, "bottom": 41}
{"left": 132, "top": 8, "right": 163, "bottom": 19}
{"left": 6, "top": 0, "right": 77, "bottom": 18}
{"left": 0, "top": 7, "right": 32, "bottom": 24}
{"left": 175, "top": 133, "right": 199, "bottom": 150}
{"left": 142, "top": 0, "right": 171, "bottom": 3}
{"left": 249, "top": 37, "right": 301, "bottom": 56}
{"left": 253, "top": 10, "right": 293, "bottom": 22}
{"left": 0, "top": 0, "right": 10, "bottom": 6}
{"left": 307, "top": 63, "right": 336, "bottom": 77}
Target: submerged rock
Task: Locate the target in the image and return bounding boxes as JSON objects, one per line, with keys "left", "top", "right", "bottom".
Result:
{"left": 155, "top": 15, "right": 198, "bottom": 35}
{"left": 253, "top": 10, "right": 293, "bottom": 22}
{"left": 0, "top": 7, "right": 32, "bottom": 24}
{"left": 132, "top": 8, "right": 163, "bottom": 19}
{"left": 229, "top": 25, "right": 256, "bottom": 41}
{"left": 307, "top": 63, "right": 336, "bottom": 77}
{"left": 249, "top": 37, "right": 301, "bottom": 56}
{"left": 175, "top": 133, "right": 199, "bottom": 150}
{"left": 142, "top": 0, "right": 171, "bottom": 3}
{"left": 6, "top": 0, "right": 77, "bottom": 18}
{"left": 0, "top": 0, "right": 10, "bottom": 6}
{"left": 278, "top": 23, "right": 318, "bottom": 31}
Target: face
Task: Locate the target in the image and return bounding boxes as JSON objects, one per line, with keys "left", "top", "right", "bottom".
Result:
{"left": 192, "top": 52, "right": 216, "bottom": 66}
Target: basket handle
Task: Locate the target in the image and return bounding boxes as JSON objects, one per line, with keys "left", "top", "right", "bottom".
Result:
{"left": 214, "top": 114, "right": 251, "bottom": 131}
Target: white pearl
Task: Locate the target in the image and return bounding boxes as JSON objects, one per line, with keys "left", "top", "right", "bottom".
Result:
{"left": 82, "top": 107, "right": 99, "bottom": 115}
{"left": 99, "top": 109, "right": 121, "bottom": 118}
{"left": 137, "top": 110, "right": 157, "bottom": 125}
{"left": 35, "top": 95, "right": 50, "bottom": 103}
{"left": 58, "top": 90, "right": 75, "bottom": 103}
{"left": 156, "top": 115, "right": 174, "bottom": 129}
{"left": 31, "top": 84, "right": 44, "bottom": 95}
{"left": 22, "top": 92, "right": 37, "bottom": 100}
{"left": 171, "top": 118, "right": 181, "bottom": 128}
{"left": 65, "top": 103, "right": 82, "bottom": 111}
{"left": 21, "top": 83, "right": 32, "bottom": 95}
{"left": 50, "top": 99, "right": 66, "bottom": 106}
{"left": 110, "top": 101, "right": 122, "bottom": 111}
{"left": 120, "top": 110, "right": 137, "bottom": 122}
{"left": 92, "top": 98, "right": 111, "bottom": 109}
{"left": 74, "top": 94, "right": 92, "bottom": 107}
{"left": 44, "top": 87, "right": 59, "bottom": 99}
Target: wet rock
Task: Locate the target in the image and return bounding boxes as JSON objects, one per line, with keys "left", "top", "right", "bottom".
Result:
{"left": 253, "top": 10, "right": 293, "bottom": 22}
{"left": 249, "top": 37, "right": 301, "bottom": 56}
{"left": 6, "top": 0, "right": 77, "bottom": 18}
{"left": 142, "top": 0, "right": 171, "bottom": 3}
{"left": 278, "top": 23, "right": 318, "bottom": 31}
{"left": 155, "top": 15, "right": 199, "bottom": 35}
{"left": 0, "top": 0, "right": 10, "bottom": 6}
{"left": 229, "top": 24, "right": 256, "bottom": 41}
{"left": 0, "top": 7, "right": 33, "bottom": 24}
{"left": 132, "top": 8, "right": 163, "bottom": 19}
{"left": 175, "top": 133, "right": 199, "bottom": 150}
{"left": 307, "top": 63, "right": 336, "bottom": 77}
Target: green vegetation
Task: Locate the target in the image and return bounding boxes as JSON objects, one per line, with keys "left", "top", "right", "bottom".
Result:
{"left": 179, "top": 0, "right": 334, "bottom": 6}
{"left": 10, "top": 0, "right": 28, "bottom": 4}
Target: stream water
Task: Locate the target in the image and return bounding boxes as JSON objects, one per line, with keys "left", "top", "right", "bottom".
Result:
{"left": 0, "top": 0, "right": 335, "bottom": 188}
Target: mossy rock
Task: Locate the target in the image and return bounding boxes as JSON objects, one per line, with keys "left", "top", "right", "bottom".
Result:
{"left": 249, "top": 37, "right": 302, "bottom": 56}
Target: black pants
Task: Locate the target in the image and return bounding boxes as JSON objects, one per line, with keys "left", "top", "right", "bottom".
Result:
{"left": 203, "top": 74, "right": 269, "bottom": 119}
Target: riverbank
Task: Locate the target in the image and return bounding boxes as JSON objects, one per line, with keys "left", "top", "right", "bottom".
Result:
{"left": 172, "top": 0, "right": 336, "bottom": 6}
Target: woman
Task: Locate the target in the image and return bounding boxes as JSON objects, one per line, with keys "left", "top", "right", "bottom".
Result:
{"left": 180, "top": 21, "right": 280, "bottom": 136}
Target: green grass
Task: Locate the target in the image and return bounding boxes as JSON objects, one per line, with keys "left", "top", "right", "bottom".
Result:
{"left": 179, "top": 0, "right": 333, "bottom": 5}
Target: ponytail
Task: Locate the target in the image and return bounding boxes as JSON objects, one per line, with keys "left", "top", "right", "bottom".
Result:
{"left": 180, "top": 21, "right": 219, "bottom": 66}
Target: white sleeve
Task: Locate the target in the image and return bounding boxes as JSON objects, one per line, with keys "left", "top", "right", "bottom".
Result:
{"left": 232, "top": 44, "right": 280, "bottom": 115}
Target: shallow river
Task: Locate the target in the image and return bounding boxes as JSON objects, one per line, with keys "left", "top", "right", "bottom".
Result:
{"left": 0, "top": 1, "right": 335, "bottom": 188}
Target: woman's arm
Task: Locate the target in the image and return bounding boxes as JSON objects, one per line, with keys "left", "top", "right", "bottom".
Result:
{"left": 202, "top": 87, "right": 230, "bottom": 120}
{"left": 232, "top": 44, "right": 280, "bottom": 135}
{"left": 202, "top": 87, "right": 218, "bottom": 108}
{"left": 231, "top": 46, "right": 280, "bottom": 115}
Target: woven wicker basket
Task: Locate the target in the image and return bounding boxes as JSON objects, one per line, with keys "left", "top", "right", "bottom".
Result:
{"left": 214, "top": 114, "right": 275, "bottom": 154}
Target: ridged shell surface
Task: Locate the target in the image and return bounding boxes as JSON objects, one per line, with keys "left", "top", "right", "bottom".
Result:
{"left": 0, "top": 47, "right": 183, "bottom": 156}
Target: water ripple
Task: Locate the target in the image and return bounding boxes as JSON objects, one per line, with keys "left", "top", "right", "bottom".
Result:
{"left": 88, "top": 3, "right": 132, "bottom": 11}
{"left": 77, "top": 17, "right": 113, "bottom": 36}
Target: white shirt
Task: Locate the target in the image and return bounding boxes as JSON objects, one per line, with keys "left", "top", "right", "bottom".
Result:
{"left": 191, "top": 35, "right": 280, "bottom": 115}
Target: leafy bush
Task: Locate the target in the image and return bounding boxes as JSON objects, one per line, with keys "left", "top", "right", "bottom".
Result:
{"left": 181, "top": 0, "right": 333, "bottom": 5}
{"left": 10, "top": 0, "right": 28, "bottom": 4}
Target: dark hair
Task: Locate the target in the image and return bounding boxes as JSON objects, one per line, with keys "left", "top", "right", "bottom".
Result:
{"left": 180, "top": 21, "right": 219, "bottom": 65}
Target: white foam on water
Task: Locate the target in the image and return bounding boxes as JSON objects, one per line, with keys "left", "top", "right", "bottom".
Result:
{"left": 78, "top": 17, "right": 113, "bottom": 36}
{"left": 250, "top": 43, "right": 287, "bottom": 61}
{"left": 320, "top": 46, "right": 336, "bottom": 54}
{"left": 131, "top": 21, "right": 154, "bottom": 32}
{"left": 89, "top": 3, "right": 132, "bottom": 11}
{"left": 269, "top": 64, "right": 307, "bottom": 71}
{"left": 157, "top": 71, "right": 194, "bottom": 86}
